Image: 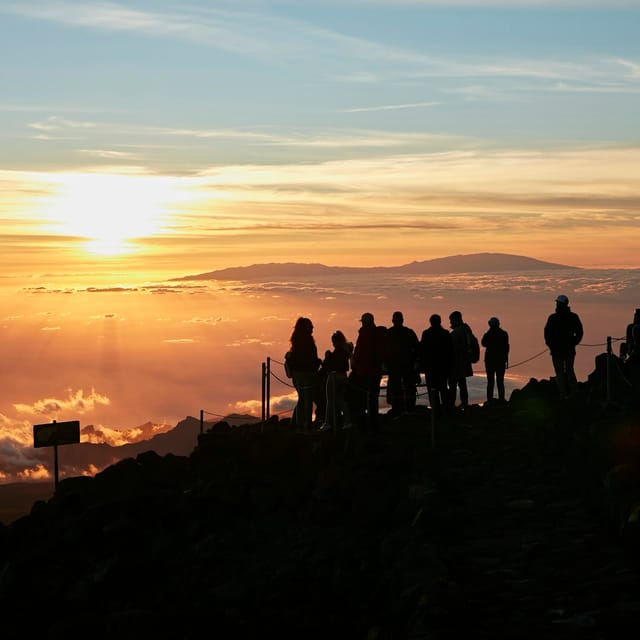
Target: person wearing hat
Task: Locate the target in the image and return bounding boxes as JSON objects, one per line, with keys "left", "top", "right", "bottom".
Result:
{"left": 544, "top": 295, "right": 584, "bottom": 399}
{"left": 481, "top": 317, "right": 510, "bottom": 404}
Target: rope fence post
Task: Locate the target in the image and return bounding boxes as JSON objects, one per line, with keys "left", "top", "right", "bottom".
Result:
{"left": 261, "top": 361, "right": 266, "bottom": 433}
{"left": 266, "top": 356, "right": 271, "bottom": 420}
{"left": 606, "top": 336, "right": 612, "bottom": 404}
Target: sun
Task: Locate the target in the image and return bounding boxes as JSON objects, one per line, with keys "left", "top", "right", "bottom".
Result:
{"left": 44, "top": 173, "right": 178, "bottom": 255}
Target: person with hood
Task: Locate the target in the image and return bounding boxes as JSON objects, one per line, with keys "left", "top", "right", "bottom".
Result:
{"left": 544, "top": 295, "right": 584, "bottom": 399}
{"left": 481, "top": 317, "right": 510, "bottom": 404}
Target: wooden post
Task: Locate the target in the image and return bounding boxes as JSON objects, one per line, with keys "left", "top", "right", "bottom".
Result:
{"left": 200, "top": 409, "right": 204, "bottom": 434}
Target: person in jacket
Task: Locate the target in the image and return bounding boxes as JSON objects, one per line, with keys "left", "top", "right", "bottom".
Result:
{"left": 419, "top": 313, "right": 454, "bottom": 416}
{"left": 348, "top": 312, "right": 386, "bottom": 435}
{"left": 481, "top": 317, "right": 510, "bottom": 404}
{"left": 288, "top": 316, "right": 321, "bottom": 430}
{"left": 544, "top": 295, "right": 584, "bottom": 399}
{"left": 448, "top": 310, "right": 474, "bottom": 409}
{"left": 384, "top": 311, "right": 420, "bottom": 417}
{"left": 320, "top": 330, "right": 353, "bottom": 432}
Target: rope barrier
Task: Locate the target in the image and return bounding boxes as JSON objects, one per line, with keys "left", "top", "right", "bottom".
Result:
{"left": 198, "top": 333, "right": 633, "bottom": 438}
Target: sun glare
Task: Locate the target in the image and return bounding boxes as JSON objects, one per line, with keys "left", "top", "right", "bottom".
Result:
{"left": 43, "top": 173, "right": 180, "bottom": 255}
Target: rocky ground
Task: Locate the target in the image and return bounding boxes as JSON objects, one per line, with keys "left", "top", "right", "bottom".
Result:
{"left": 1, "top": 362, "right": 639, "bottom": 639}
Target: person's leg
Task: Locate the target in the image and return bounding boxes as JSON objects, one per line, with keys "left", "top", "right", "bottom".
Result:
{"left": 448, "top": 377, "right": 458, "bottom": 406}
{"left": 566, "top": 354, "right": 578, "bottom": 395}
{"left": 386, "top": 369, "right": 403, "bottom": 414}
{"left": 404, "top": 367, "right": 417, "bottom": 412}
{"left": 348, "top": 373, "right": 367, "bottom": 431}
{"left": 334, "top": 372, "right": 347, "bottom": 429}
{"left": 496, "top": 364, "right": 506, "bottom": 402}
{"left": 366, "top": 375, "right": 382, "bottom": 433}
{"left": 301, "top": 372, "right": 316, "bottom": 428}
{"left": 324, "top": 372, "right": 336, "bottom": 428}
{"left": 459, "top": 377, "right": 469, "bottom": 407}
{"left": 552, "top": 355, "right": 569, "bottom": 398}
{"left": 486, "top": 366, "right": 495, "bottom": 402}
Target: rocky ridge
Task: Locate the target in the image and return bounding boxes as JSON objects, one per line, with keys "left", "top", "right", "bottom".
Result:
{"left": 0, "top": 355, "right": 639, "bottom": 639}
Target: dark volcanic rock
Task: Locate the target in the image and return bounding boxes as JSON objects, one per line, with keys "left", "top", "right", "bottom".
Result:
{"left": 1, "top": 358, "right": 640, "bottom": 639}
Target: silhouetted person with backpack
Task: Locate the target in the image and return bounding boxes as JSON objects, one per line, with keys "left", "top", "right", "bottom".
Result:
{"left": 385, "top": 311, "right": 420, "bottom": 417}
{"left": 419, "top": 313, "right": 453, "bottom": 416}
{"left": 544, "top": 294, "right": 583, "bottom": 399}
{"left": 481, "top": 317, "right": 510, "bottom": 404}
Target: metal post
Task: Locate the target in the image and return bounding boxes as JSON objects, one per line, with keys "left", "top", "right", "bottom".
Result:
{"left": 54, "top": 444, "right": 59, "bottom": 490}
{"left": 266, "top": 356, "right": 271, "bottom": 420}
{"left": 261, "top": 361, "right": 266, "bottom": 432}
{"left": 606, "top": 336, "right": 612, "bottom": 403}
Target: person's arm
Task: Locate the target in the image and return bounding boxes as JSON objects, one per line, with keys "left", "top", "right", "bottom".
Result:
{"left": 574, "top": 314, "right": 584, "bottom": 345}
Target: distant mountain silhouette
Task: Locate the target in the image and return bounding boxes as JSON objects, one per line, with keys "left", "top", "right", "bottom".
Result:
{"left": 172, "top": 253, "right": 578, "bottom": 281}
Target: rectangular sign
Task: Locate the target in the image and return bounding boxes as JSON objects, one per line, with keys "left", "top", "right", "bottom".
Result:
{"left": 33, "top": 420, "right": 80, "bottom": 448}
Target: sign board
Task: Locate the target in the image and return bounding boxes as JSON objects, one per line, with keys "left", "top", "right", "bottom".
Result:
{"left": 33, "top": 420, "right": 80, "bottom": 448}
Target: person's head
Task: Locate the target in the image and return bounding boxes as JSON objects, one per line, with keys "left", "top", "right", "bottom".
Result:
{"left": 294, "top": 317, "right": 313, "bottom": 334}
{"left": 555, "top": 294, "right": 569, "bottom": 308}
{"left": 429, "top": 313, "right": 442, "bottom": 327}
{"left": 331, "top": 330, "right": 346, "bottom": 347}
{"left": 360, "top": 312, "right": 375, "bottom": 327}
{"left": 488, "top": 317, "right": 500, "bottom": 328}
{"left": 634, "top": 308, "right": 640, "bottom": 323}
{"left": 449, "top": 310, "right": 462, "bottom": 327}
{"left": 392, "top": 311, "right": 403, "bottom": 326}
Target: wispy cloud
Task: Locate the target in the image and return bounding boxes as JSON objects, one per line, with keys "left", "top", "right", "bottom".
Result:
{"left": 339, "top": 101, "right": 440, "bottom": 113}
{"left": 6, "top": 1, "right": 636, "bottom": 88}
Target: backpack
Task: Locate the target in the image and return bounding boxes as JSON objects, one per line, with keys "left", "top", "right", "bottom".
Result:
{"left": 467, "top": 330, "right": 480, "bottom": 364}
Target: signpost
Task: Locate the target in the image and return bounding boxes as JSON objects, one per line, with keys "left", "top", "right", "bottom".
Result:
{"left": 33, "top": 420, "right": 80, "bottom": 489}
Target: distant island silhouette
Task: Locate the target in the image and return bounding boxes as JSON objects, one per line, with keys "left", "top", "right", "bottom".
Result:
{"left": 172, "top": 252, "right": 579, "bottom": 281}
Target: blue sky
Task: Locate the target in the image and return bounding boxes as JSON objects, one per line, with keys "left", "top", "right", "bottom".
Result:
{"left": 1, "top": 1, "right": 639, "bottom": 273}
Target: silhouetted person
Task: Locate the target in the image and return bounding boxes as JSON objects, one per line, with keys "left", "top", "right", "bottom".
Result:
{"left": 544, "top": 294, "right": 583, "bottom": 399}
{"left": 624, "top": 308, "right": 640, "bottom": 362}
{"left": 349, "top": 312, "right": 386, "bottom": 435}
{"left": 419, "top": 313, "right": 453, "bottom": 416}
{"left": 481, "top": 317, "right": 510, "bottom": 404}
{"left": 384, "top": 311, "right": 420, "bottom": 416}
{"left": 320, "top": 330, "right": 353, "bottom": 432}
{"left": 448, "top": 310, "right": 474, "bottom": 409}
{"left": 288, "top": 317, "right": 321, "bottom": 429}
